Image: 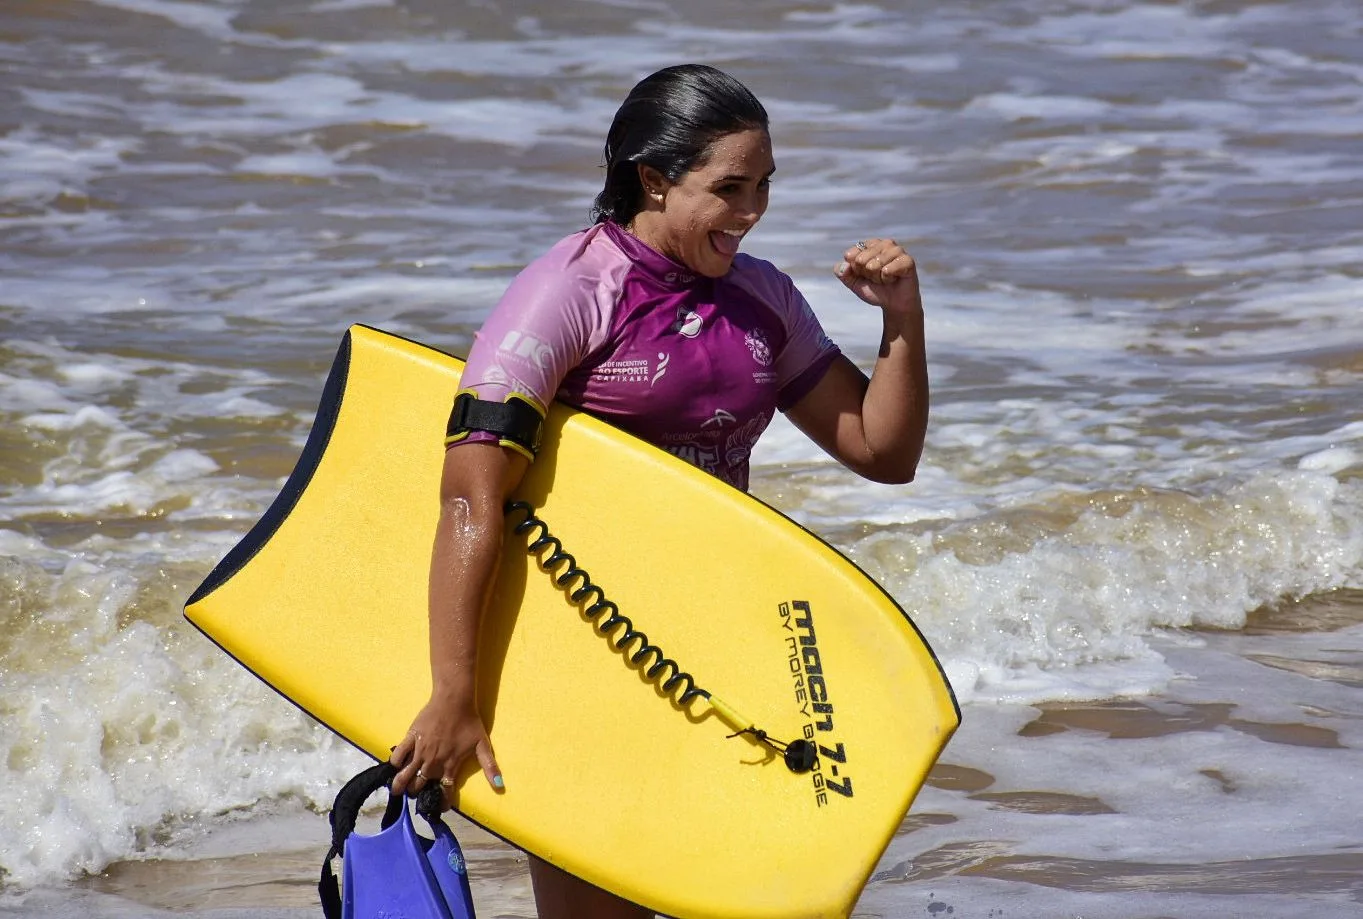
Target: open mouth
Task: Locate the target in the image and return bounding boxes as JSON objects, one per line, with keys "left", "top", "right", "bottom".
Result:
{"left": 709, "top": 228, "right": 745, "bottom": 258}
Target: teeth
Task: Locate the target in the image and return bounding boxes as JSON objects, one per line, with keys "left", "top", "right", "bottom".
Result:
{"left": 721, "top": 229, "right": 744, "bottom": 237}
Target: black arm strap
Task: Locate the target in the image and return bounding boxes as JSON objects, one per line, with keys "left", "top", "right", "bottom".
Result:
{"left": 446, "top": 392, "right": 544, "bottom": 457}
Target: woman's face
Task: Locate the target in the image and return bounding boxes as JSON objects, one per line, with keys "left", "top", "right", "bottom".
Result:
{"left": 634, "top": 128, "right": 774, "bottom": 278}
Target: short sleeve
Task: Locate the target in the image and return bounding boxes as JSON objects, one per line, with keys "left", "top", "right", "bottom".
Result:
{"left": 459, "top": 226, "right": 621, "bottom": 412}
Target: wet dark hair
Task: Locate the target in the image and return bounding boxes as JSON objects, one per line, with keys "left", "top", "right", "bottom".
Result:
{"left": 592, "top": 64, "right": 769, "bottom": 226}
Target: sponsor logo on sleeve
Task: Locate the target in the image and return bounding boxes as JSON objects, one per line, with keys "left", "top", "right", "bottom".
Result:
{"left": 497, "top": 330, "right": 554, "bottom": 370}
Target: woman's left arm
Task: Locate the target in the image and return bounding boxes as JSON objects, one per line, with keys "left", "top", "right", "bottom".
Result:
{"left": 785, "top": 238, "right": 927, "bottom": 485}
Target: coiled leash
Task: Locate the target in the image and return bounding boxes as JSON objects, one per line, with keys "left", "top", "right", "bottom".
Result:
{"left": 505, "top": 501, "right": 817, "bottom": 775}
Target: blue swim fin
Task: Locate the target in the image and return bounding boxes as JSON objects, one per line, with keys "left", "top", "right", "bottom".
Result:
{"left": 320, "top": 762, "right": 477, "bottom": 919}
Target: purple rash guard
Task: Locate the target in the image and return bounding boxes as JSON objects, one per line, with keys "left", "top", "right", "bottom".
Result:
{"left": 457, "top": 221, "right": 841, "bottom": 491}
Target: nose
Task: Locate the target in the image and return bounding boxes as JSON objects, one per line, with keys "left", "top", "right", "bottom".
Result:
{"left": 736, "top": 188, "right": 766, "bottom": 225}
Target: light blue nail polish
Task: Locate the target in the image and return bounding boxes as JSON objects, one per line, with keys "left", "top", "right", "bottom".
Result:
{"left": 493, "top": 775, "right": 505, "bottom": 789}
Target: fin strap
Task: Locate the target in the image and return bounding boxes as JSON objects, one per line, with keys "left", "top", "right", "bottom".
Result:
{"left": 318, "top": 761, "right": 447, "bottom": 919}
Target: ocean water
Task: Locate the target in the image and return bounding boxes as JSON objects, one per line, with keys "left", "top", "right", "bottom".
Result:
{"left": 2, "top": 0, "right": 1361, "bottom": 916}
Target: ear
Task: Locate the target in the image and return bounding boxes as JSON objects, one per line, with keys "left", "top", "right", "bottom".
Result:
{"left": 636, "top": 164, "right": 669, "bottom": 203}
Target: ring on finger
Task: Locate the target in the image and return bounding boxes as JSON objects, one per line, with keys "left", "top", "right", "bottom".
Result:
{"left": 439, "top": 777, "right": 455, "bottom": 788}
{"left": 855, "top": 240, "right": 868, "bottom": 250}
{"left": 416, "top": 769, "right": 427, "bottom": 780}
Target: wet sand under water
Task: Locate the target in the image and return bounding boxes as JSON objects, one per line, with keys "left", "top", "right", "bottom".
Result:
{"left": 45, "top": 594, "right": 1363, "bottom": 918}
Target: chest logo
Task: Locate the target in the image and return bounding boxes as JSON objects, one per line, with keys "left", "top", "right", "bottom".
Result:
{"left": 673, "top": 308, "right": 704, "bottom": 339}
{"left": 745, "top": 328, "right": 773, "bottom": 367}
{"left": 701, "top": 408, "right": 736, "bottom": 429}
{"left": 651, "top": 352, "right": 670, "bottom": 386}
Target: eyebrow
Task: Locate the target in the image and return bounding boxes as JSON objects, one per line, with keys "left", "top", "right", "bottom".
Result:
{"left": 714, "top": 166, "right": 777, "bottom": 183}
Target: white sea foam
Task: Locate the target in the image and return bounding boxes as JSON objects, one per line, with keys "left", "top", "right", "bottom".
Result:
{"left": 1299, "top": 447, "right": 1360, "bottom": 476}
{"left": 80, "top": 0, "right": 240, "bottom": 38}
{"left": 849, "top": 471, "right": 1363, "bottom": 703}
{"left": 965, "top": 93, "right": 1113, "bottom": 121}
{"left": 0, "top": 536, "right": 369, "bottom": 888}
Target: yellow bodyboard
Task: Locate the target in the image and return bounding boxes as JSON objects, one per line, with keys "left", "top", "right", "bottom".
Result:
{"left": 185, "top": 325, "right": 959, "bottom": 918}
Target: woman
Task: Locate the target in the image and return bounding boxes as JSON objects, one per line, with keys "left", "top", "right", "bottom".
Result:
{"left": 389, "top": 64, "right": 927, "bottom": 918}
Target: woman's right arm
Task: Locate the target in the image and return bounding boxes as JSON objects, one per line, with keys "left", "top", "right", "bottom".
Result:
{"left": 389, "top": 231, "right": 605, "bottom": 798}
{"left": 389, "top": 440, "right": 529, "bottom": 798}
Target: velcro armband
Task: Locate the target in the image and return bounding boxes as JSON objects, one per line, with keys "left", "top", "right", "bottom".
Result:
{"left": 444, "top": 391, "right": 545, "bottom": 461}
